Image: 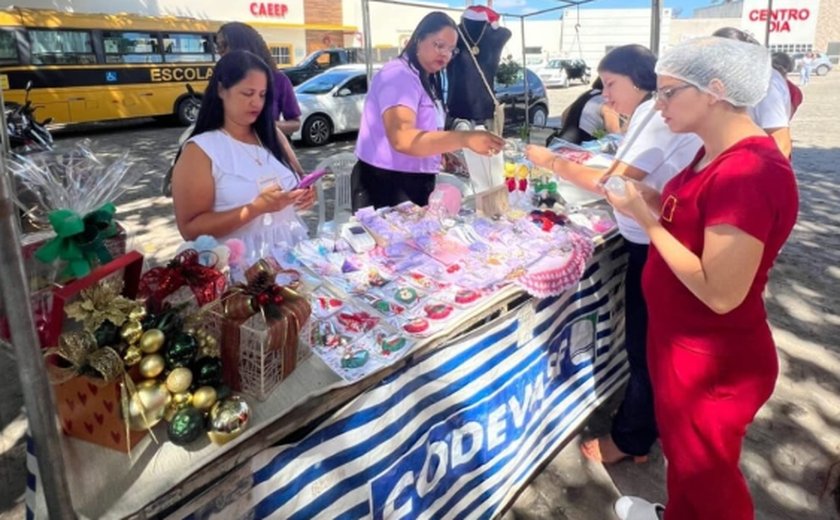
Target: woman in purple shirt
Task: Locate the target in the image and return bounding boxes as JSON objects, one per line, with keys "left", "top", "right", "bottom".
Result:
{"left": 216, "top": 23, "right": 301, "bottom": 136}
{"left": 353, "top": 12, "right": 505, "bottom": 209}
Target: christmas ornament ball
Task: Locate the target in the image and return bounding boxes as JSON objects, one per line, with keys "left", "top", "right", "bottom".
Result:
{"left": 167, "top": 407, "right": 205, "bottom": 446}
{"left": 124, "top": 346, "right": 143, "bottom": 366}
{"left": 139, "top": 329, "right": 166, "bottom": 354}
{"left": 164, "top": 391, "right": 193, "bottom": 421}
{"left": 93, "top": 321, "right": 121, "bottom": 347}
{"left": 192, "top": 357, "right": 223, "bottom": 388}
{"left": 165, "top": 333, "right": 198, "bottom": 368}
{"left": 139, "top": 354, "right": 166, "bottom": 379}
{"left": 120, "top": 320, "right": 144, "bottom": 345}
{"left": 165, "top": 367, "right": 193, "bottom": 394}
{"left": 192, "top": 386, "right": 218, "bottom": 411}
{"left": 207, "top": 396, "right": 251, "bottom": 445}
{"left": 128, "top": 380, "right": 171, "bottom": 431}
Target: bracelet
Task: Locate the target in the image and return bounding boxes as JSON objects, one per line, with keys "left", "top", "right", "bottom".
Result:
{"left": 550, "top": 157, "right": 561, "bottom": 177}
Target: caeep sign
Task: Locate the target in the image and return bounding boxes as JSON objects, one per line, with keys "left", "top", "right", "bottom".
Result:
{"left": 748, "top": 8, "right": 810, "bottom": 33}
{"left": 250, "top": 2, "right": 289, "bottom": 18}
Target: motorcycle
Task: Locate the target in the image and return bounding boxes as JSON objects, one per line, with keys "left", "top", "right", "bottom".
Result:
{"left": 162, "top": 84, "right": 198, "bottom": 196}
{"left": 4, "top": 81, "right": 54, "bottom": 153}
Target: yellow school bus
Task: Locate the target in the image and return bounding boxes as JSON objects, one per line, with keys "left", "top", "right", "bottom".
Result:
{"left": 0, "top": 7, "right": 220, "bottom": 125}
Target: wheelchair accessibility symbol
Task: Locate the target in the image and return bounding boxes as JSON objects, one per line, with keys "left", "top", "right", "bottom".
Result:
{"left": 105, "top": 71, "right": 118, "bottom": 82}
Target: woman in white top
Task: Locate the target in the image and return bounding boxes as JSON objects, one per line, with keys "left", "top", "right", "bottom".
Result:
{"left": 526, "top": 44, "right": 702, "bottom": 466}
{"left": 171, "top": 51, "right": 315, "bottom": 255}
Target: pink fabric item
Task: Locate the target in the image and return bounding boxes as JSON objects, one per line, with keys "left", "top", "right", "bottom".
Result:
{"left": 430, "top": 184, "right": 462, "bottom": 216}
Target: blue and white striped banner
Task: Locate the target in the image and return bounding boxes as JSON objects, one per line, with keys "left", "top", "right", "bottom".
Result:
{"left": 28, "top": 240, "right": 629, "bottom": 520}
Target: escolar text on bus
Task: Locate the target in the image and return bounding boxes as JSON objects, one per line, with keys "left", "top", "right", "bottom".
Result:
{"left": 150, "top": 67, "right": 214, "bottom": 83}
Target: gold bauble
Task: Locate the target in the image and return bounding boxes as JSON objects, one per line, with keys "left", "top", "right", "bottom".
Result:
{"left": 120, "top": 320, "right": 144, "bottom": 345}
{"left": 138, "top": 354, "right": 165, "bottom": 379}
{"left": 128, "top": 380, "right": 171, "bottom": 431}
{"left": 164, "top": 391, "right": 193, "bottom": 421}
{"left": 192, "top": 386, "right": 218, "bottom": 411}
{"left": 124, "top": 346, "right": 143, "bottom": 366}
{"left": 129, "top": 306, "right": 148, "bottom": 321}
{"left": 165, "top": 367, "right": 193, "bottom": 394}
{"left": 207, "top": 395, "right": 251, "bottom": 445}
{"left": 200, "top": 337, "right": 220, "bottom": 358}
{"left": 139, "top": 329, "right": 166, "bottom": 354}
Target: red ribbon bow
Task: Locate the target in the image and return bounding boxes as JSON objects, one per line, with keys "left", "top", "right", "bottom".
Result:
{"left": 139, "top": 249, "right": 226, "bottom": 314}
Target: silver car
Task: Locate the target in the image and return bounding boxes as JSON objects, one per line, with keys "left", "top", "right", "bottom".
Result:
{"left": 292, "top": 65, "right": 381, "bottom": 147}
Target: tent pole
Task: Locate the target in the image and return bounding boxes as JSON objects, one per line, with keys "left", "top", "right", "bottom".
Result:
{"left": 362, "top": 0, "right": 374, "bottom": 82}
{"left": 764, "top": 0, "right": 773, "bottom": 47}
{"left": 0, "top": 86, "right": 76, "bottom": 519}
{"left": 650, "top": 0, "right": 662, "bottom": 54}
{"left": 520, "top": 16, "right": 530, "bottom": 142}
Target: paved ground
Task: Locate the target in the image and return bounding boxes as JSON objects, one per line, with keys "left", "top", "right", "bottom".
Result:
{"left": 1, "top": 74, "right": 839, "bottom": 519}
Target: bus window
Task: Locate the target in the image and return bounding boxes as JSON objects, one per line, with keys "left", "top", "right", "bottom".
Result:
{"left": 29, "top": 30, "right": 96, "bottom": 65}
{"left": 162, "top": 33, "right": 213, "bottom": 63}
{"left": 103, "top": 31, "right": 162, "bottom": 64}
{"left": 0, "top": 30, "right": 19, "bottom": 65}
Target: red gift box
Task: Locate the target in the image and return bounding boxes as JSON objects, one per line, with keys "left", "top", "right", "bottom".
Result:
{"left": 0, "top": 225, "right": 134, "bottom": 347}
{"left": 39, "top": 251, "right": 144, "bottom": 349}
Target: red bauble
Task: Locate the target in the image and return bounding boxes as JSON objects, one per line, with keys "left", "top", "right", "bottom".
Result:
{"left": 272, "top": 294, "right": 284, "bottom": 305}
{"left": 256, "top": 292, "right": 270, "bottom": 307}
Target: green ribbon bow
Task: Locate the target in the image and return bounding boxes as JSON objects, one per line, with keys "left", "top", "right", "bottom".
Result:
{"left": 533, "top": 179, "right": 558, "bottom": 196}
{"left": 35, "top": 203, "right": 118, "bottom": 279}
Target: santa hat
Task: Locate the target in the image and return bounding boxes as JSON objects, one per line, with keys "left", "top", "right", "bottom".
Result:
{"left": 463, "top": 5, "right": 500, "bottom": 29}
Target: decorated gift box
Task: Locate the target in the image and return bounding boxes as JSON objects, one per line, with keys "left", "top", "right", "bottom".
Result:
{"left": 210, "top": 260, "right": 312, "bottom": 401}
{"left": 138, "top": 249, "right": 227, "bottom": 315}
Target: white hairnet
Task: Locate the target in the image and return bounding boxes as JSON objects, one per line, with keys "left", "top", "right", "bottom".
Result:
{"left": 655, "top": 37, "right": 771, "bottom": 107}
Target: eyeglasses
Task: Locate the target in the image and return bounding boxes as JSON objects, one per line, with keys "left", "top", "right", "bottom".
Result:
{"left": 652, "top": 84, "right": 695, "bottom": 102}
{"left": 433, "top": 41, "right": 460, "bottom": 58}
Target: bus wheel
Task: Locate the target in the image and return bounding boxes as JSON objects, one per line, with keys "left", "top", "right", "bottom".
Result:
{"left": 176, "top": 97, "right": 201, "bottom": 126}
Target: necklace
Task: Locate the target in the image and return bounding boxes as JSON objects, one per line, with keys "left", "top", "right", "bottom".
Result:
{"left": 461, "top": 22, "right": 488, "bottom": 56}
{"left": 221, "top": 128, "right": 265, "bottom": 166}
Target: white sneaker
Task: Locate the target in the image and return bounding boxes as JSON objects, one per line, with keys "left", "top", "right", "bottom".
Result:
{"left": 614, "top": 496, "right": 665, "bottom": 520}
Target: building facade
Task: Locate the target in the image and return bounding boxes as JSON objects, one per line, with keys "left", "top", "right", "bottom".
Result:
{"left": 673, "top": 0, "right": 837, "bottom": 58}
{"left": 6, "top": 0, "right": 359, "bottom": 66}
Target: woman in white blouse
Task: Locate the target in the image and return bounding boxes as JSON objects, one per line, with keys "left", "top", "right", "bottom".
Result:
{"left": 171, "top": 50, "right": 315, "bottom": 254}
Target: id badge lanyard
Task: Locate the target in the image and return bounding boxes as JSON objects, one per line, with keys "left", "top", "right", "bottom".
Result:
{"left": 435, "top": 101, "right": 446, "bottom": 130}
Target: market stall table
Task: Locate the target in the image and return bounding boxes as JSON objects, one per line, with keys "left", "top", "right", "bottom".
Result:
{"left": 26, "top": 226, "right": 629, "bottom": 520}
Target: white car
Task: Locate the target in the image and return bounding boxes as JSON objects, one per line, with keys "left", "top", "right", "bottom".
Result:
{"left": 538, "top": 59, "right": 571, "bottom": 88}
{"left": 292, "top": 65, "right": 380, "bottom": 146}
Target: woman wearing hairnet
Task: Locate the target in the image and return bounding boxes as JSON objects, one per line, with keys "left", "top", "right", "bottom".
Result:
{"left": 526, "top": 45, "right": 702, "bottom": 467}
{"left": 607, "top": 37, "right": 799, "bottom": 520}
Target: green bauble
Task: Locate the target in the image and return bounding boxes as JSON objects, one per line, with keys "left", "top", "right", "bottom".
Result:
{"left": 140, "top": 313, "right": 158, "bottom": 331}
{"left": 93, "top": 321, "right": 121, "bottom": 347}
{"left": 165, "top": 333, "right": 198, "bottom": 369}
{"left": 192, "top": 357, "right": 223, "bottom": 388}
{"left": 215, "top": 385, "right": 232, "bottom": 401}
{"left": 167, "top": 407, "right": 205, "bottom": 446}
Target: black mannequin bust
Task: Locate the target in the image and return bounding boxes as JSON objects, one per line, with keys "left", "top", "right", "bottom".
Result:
{"left": 446, "top": 19, "right": 512, "bottom": 122}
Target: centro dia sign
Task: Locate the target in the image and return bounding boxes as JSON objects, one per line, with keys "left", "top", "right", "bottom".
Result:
{"left": 748, "top": 8, "right": 811, "bottom": 33}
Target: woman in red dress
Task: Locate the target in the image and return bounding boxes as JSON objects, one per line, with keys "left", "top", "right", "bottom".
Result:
{"left": 606, "top": 37, "right": 799, "bottom": 520}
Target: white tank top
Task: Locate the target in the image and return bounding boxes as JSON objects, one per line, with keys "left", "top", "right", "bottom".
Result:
{"left": 187, "top": 130, "right": 308, "bottom": 258}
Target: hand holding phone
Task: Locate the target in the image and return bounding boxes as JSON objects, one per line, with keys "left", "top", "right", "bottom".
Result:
{"left": 296, "top": 168, "right": 328, "bottom": 190}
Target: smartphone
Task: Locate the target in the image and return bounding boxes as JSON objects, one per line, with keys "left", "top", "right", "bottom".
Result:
{"left": 296, "top": 168, "right": 328, "bottom": 190}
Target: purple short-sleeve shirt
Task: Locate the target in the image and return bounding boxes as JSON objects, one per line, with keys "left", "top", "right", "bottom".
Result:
{"left": 273, "top": 70, "right": 301, "bottom": 122}
{"left": 355, "top": 59, "right": 443, "bottom": 174}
